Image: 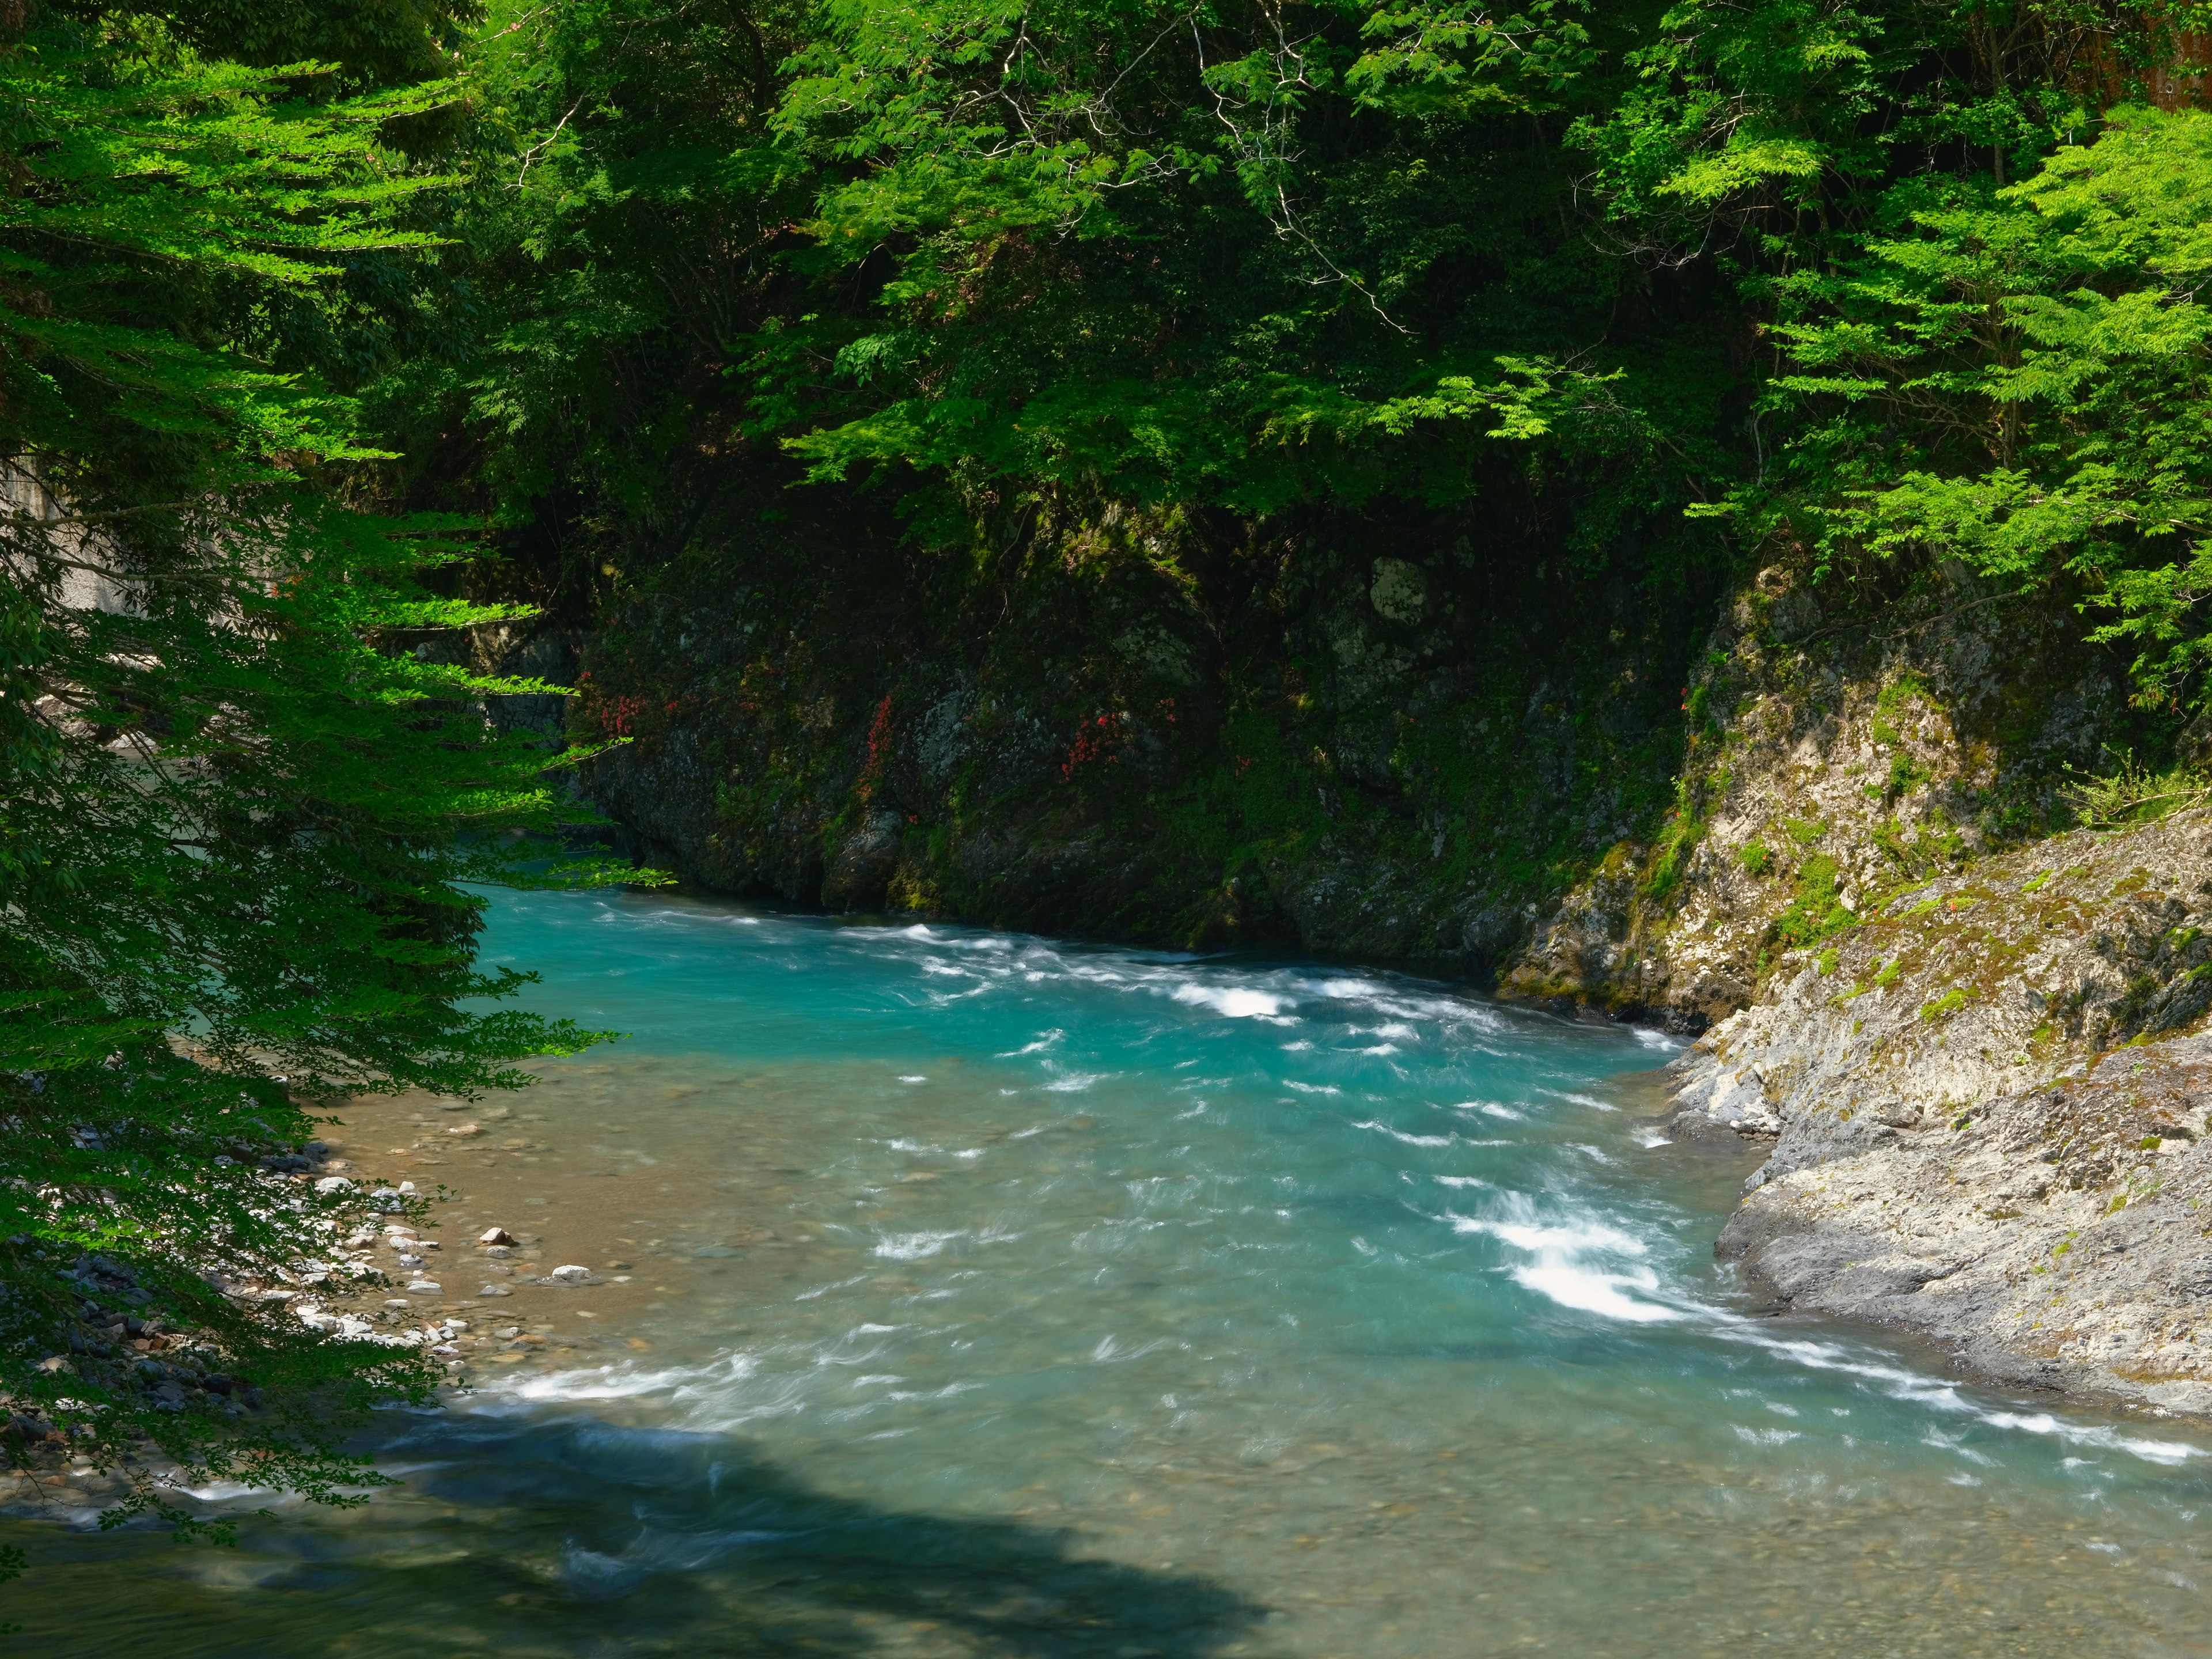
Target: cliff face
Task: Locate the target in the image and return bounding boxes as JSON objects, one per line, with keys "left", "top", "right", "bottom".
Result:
{"left": 1663, "top": 812, "right": 2212, "bottom": 1411}
{"left": 566, "top": 502, "right": 1722, "bottom": 979}
{"left": 554, "top": 514, "right": 2128, "bottom": 1033}
{"left": 1501, "top": 562, "right": 2125, "bottom": 1024}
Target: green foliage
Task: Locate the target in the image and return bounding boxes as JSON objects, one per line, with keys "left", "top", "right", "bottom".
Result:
{"left": 1921, "top": 985, "right": 1971, "bottom": 1021}
{"left": 0, "top": 10, "right": 631, "bottom": 1549}
{"left": 1870, "top": 672, "right": 1933, "bottom": 745}
{"left": 768, "top": 0, "right": 1626, "bottom": 507}
{"left": 1642, "top": 774, "right": 1709, "bottom": 896}
{"left": 425, "top": 0, "right": 1730, "bottom": 576}
{"left": 2061, "top": 752, "right": 2210, "bottom": 827}
{"left": 1770, "top": 106, "right": 2212, "bottom": 714}
{"left": 1774, "top": 851, "right": 1854, "bottom": 950}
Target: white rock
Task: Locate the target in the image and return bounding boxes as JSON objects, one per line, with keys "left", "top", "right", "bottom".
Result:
{"left": 405, "top": 1279, "right": 441, "bottom": 1293}
{"left": 547, "top": 1264, "right": 590, "bottom": 1284}
{"left": 313, "top": 1176, "right": 354, "bottom": 1196}
{"left": 478, "top": 1227, "right": 516, "bottom": 1247}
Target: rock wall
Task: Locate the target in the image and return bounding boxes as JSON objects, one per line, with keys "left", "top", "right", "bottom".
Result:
{"left": 554, "top": 520, "right": 2132, "bottom": 1038}
{"left": 1501, "top": 562, "right": 2124, "bottom": 1025}
{"left": 505, "top": 519, "right": 2143, "bottom": 1007}
{"left": 563, "top": 499, "right": 1724, "bottom": 976}
{"left": 1666, "top": 811, "right": 2212, "bottom": 1410}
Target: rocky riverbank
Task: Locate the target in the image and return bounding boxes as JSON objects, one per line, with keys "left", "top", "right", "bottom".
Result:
{"left": 1666, "top": 809, "right": 2212, "bottom": 1412}
{"left": 0, "top": 1082, "right": 672, "bottom": 1529}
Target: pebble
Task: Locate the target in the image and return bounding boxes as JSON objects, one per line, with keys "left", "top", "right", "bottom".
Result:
{"left": 479, "top": 1227, "right": 516, "bottom": 1247}
{"left": 547, "top": 1264, "right": 591, "bottom": 1285}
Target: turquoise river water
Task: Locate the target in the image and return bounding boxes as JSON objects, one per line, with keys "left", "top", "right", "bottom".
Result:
{"left": 13, "top": 888, "right": 2212, "bottom": 1657}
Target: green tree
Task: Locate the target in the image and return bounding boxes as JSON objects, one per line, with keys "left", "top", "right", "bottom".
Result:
{"left": 1771, "top": 104, "right": 2212, "bottom": 713}
{"left": 0, "top": 7, "right": 627, "bottom": 1550}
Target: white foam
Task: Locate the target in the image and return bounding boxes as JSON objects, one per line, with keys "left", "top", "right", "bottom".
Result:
{"left": 1512, "top": 1262, "right": 1684, "bottom": 1323}
{"left": 1716, "top": 1323, "right": 2207, "bottom": 1463}
{"left": 1552, "top": 1090, "right": 1618, "bottom": 1112}
{"left": 1315, "top": 978, "right": 1388, "bottom": 999}
{"left": 1284, "top": 1081, "right": 1341, "bottom": 1095}
{"left": 1353, "top": 1120, "right": 1454, "bottom": 1147}
{"left": 1450, "top": 1205, "right": 1685, "bottom": 1323}
{"left": 872, "top": 1232, "right": 961, "bottom": 1260}
{"left": 1172, "top": 984, "right": 1290, "bottom": 1020}
{"left": 1979, "top": 1411, "right": 2202, "bottom": 1467}
{"left": 1465, "top": 1216, "right": 1649, "bottom": 1256}
{"left": 795, "top": 1273, "right": 873, "bottom": 1302}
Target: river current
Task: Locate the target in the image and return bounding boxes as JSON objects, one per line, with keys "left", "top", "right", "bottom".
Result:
{"left": 16, "top": 889, "right": 2212, "bottom": 1656}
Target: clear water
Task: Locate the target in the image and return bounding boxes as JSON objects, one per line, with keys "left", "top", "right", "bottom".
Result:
{"left": 13, "top": 889, "right": 2212, "bottom": 1657}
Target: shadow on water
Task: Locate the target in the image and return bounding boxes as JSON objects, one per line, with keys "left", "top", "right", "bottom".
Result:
{"left": 3, "top": 1411, "right": 1270, "bottom": 1659}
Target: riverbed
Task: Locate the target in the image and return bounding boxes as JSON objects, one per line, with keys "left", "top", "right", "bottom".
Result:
{"left": 10, "top": 889, "right": 2212, "bottom": 1657}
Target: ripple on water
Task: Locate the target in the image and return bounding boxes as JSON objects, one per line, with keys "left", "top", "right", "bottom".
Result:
{"left": 14, "top": 889, "right": 2212, "bottom": 1658}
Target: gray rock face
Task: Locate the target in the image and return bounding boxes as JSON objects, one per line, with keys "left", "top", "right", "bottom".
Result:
{"left": 1503, "top": 562, "right": 2123, "bottom": 1027}
{"left": 1668, "top": 811, "right": 2212, "bottom": 1411}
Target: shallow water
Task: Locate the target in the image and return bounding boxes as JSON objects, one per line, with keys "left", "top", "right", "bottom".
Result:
{"left": 14, "top": 889, "right": 2212, "bottom": 1657}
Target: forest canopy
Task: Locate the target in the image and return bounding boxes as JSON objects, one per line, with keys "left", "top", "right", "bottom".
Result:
{"left": 418, "top": 0, "right": 2212, "bottom": 716}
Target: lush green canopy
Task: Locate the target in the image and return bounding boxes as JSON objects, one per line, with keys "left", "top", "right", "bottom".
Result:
{"left": 426, "top": 0, "right": 2212, "bottom": 717}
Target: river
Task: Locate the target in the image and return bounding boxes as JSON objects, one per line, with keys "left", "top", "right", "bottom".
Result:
{"left": 12, "top": 889, "right": 2212, "bottom": 1657}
